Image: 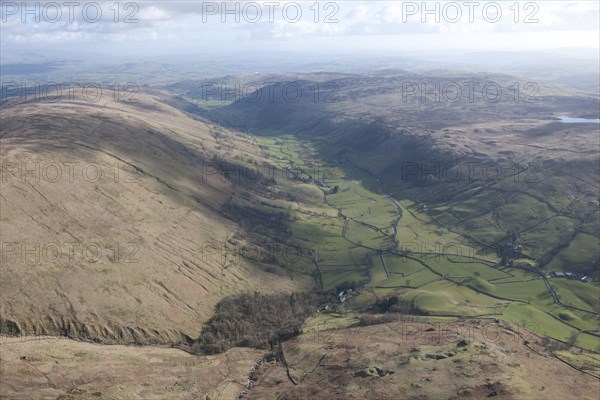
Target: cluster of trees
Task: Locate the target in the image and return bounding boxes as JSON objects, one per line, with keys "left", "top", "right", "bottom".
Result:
{"left": 334, "top": 280, "right": 365, "bottom": 293}
{"left": 538, "top": 332, "right": 579, "bottom": 353}
{"left": 192, "top": 292, "right": 314, "bottom": 355}
{"left": 374, "top": 295, "right": 399, "bottom": 313}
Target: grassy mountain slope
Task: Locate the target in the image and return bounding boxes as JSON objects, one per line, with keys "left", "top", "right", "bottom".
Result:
{"left": 186, "top": 71, "right": 599, "bottom": 278}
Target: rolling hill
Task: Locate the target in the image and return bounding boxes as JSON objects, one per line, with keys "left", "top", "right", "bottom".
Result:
{"left": 0, "top": 89, "right": 304, "bottom": 344}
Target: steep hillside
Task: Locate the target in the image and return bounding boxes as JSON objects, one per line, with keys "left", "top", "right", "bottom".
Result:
{"left": 1, "top": 82, "right": 598, "bottom": 400}
{"left": 183, "top": 71, "right": 600, "bottom": 277}
{"left": 0, "top": 89, "right": 306, "bottom": 344}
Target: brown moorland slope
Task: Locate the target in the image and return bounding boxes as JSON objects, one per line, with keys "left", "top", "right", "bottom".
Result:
{"left": 0, "top": 90, "right": 301, "bottom": 344}
{"left": 248, "top": 319, "right": 600, "bottom": 399}
{"left": 0, "top": 335, "right": 262, "bottom": 400}
{"left": 2, "top": 319, "right": 597, "bottom": 400}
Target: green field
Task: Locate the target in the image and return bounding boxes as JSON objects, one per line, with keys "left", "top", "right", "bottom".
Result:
{"left": 547, "top": 232, "right": 600, "bottom": 275}
{"left": 249, "top": 134, "right": 600, "bottom": 351}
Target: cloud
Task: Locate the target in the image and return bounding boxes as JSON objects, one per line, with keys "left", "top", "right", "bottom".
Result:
{"left": 345, "top": 4, "right": 369, "bottom": 20}
{"left": 0, "top": 1, "right": 598, "bottom": 52}
{"left": 137, "top": 6, "right": 171, "bottom": 22}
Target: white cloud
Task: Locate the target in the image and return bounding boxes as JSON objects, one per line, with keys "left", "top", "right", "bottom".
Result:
{"left": 0, "top": 1, "right": 597, "bottom": 52}
{"left": 137, "top": 6, "right": 171, "bottom": 22}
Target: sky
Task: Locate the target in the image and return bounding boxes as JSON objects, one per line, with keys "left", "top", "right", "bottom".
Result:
{"left": 1, "top": 1, "right": 599, "bottom": 62}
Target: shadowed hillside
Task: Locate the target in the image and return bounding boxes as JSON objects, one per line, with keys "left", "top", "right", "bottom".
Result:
{"left": 180, "top": 71, "right": 600, "bottom": 277}
{"left": 0, "top": 89, "right": 307, "bottom": 344}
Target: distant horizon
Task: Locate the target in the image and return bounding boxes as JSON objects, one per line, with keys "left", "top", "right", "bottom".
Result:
{"left": 2, "top": 45, "right": 599, "bottom": 65}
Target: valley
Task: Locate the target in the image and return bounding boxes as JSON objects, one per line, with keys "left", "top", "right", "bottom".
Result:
{"left": 237, "top": 131, "right": 600, "bottom": 352}
{"left": 1, "top": 73, "right": 599, "bottom": 398}
{"left": 2, "top": 1, "right": 600, "bottom": 398}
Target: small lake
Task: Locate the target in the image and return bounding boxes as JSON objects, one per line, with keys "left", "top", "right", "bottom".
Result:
{"left": 557, "top": 116, "right": 600, "bottom": 124}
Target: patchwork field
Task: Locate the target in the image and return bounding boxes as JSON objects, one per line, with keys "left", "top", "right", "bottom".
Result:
{"left": 249, "top": 134, "right": 600, "bottom": 351}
